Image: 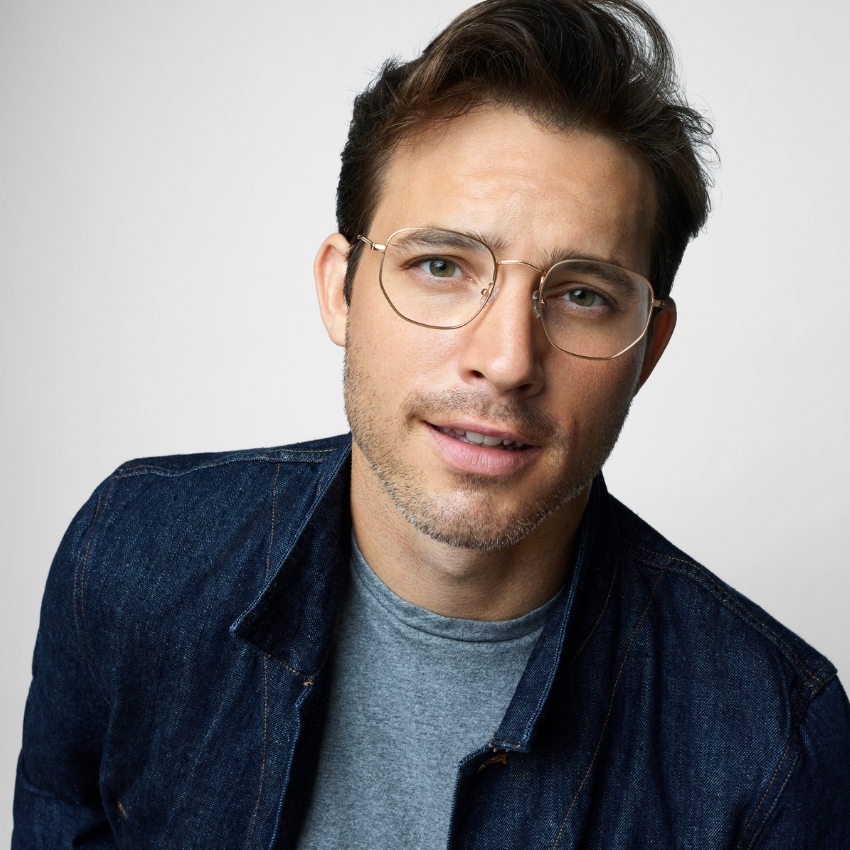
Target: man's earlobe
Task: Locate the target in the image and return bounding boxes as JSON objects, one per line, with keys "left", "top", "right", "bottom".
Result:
{"left": 636, "top": 297, "right": 677, "bottom": 392}
{"left": 314, "top": 233, "right": 352, "bottom": 348}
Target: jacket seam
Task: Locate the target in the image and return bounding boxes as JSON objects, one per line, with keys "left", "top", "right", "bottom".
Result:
{"left": 739, "top": 735, "right": 802, "bottom": 850}
{"left": 115, "top": 449, "right": 336, "bottom": 479}
{"left": 118, "top": 801, "right": 128, "bottom": 849}
{"left": 514, "top": 498, "right": 602, "bottom": 747}
{"left": 565, "top": 556, "right": 619, "bottom": 669}
{"left": 230, "top": 445, "right": 351, "bottom": 678}
{"left": 490, "top": 557, "right": 613, "bottom": 753}
{"left": 491, "top": 514, "right": 612, "bottom": 752}
{"left": 626, "top": 544, "right": 828, "bottom": 689}
{"left": 265, "top": 465, "right": 281, "bottom": 583}
{"left": 552, "top": 570, "right": 665, "bottom": 849}
{"left": 73, "top": 478, "right": 117, "bottom": 703}
{"left": 736, "top": 737, "right": 793, "bottom": 850}
{"left": 244, "top": 655, "right": 269, "bottom": 850}
{"left": 749, "top": 747, "right": 800, "bottom": 850}
{"left": 253, "top": 465, "right": 316, "bottom": 683}
{"left": 262, "top": 650, "right": 314, "bottom": 681}
{"left": 798, "top": 660, "right": 834, "bottom": 694}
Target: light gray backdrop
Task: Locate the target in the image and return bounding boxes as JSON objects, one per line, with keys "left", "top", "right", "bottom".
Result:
{"left": 2, "top": 0, "right": 848, "bottom": 839}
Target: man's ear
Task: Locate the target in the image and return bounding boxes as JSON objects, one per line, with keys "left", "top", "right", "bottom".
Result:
{"left": 635, "top": 297, "right": 676, "bottom": 392}
{"left": 314, "top": 233, "right": 351, "bottom": 347}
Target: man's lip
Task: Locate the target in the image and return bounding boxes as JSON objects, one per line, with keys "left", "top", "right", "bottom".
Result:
{"left": 426, "top": 420, "right": 538, "bottom": 447}
{"left": 426, "top": 423, "right": 541, "bottom": 476}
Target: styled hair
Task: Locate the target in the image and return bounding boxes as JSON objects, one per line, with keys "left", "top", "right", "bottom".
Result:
{"left": 337, "top": 0, "right": 715, "bottom": 301}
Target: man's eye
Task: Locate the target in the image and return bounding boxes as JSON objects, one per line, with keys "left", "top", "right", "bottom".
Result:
{"left": 418, "top": 258, "right": 460, "bottom": 278}
{"left": 568, "top": 288, "right": 604, "bottom": 307}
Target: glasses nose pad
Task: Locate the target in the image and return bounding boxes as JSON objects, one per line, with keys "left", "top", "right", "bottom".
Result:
{"left": 480, "top": 279, "right": 496, "bottom": 307}
{"left": 532, "top": 289, "right": 544, "bottom": 319}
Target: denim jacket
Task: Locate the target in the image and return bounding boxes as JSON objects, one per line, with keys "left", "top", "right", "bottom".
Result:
{"left": 14, "top": 434, "right": 850, "bottom": 849}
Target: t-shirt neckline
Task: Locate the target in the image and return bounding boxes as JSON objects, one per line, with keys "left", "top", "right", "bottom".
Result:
{"left": 349, "top": 533, "right": 562, "bottom": 643}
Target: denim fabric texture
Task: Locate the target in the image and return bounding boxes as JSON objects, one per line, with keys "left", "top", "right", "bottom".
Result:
{"left": 13, "top": 433, "right": 850, "bottom": 849}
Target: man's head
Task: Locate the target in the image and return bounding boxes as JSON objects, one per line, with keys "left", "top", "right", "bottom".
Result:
{"left": 315, "top": 0, "right": 714, "bottom": 553}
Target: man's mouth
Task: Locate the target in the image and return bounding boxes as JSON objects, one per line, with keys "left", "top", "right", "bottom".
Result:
{"left": 435, "top": 426, "right": 528, "bottom": 451}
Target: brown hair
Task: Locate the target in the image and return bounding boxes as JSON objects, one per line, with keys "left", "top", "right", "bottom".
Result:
{"left": 337, "top": 0, "right": 715, "bottom": 301}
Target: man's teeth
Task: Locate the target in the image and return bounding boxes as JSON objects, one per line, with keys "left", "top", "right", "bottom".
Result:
{"left": 437, "top": 427, "right": 526, "bottom": 449}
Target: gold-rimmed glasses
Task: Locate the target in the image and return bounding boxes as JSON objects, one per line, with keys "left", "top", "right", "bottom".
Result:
{"left": 358, "top": 226, "right": 666, "bottom": 361}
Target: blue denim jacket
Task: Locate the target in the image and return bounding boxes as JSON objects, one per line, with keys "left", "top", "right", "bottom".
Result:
{"left": 14, "top": 434, "right": 850, "bottom": 848}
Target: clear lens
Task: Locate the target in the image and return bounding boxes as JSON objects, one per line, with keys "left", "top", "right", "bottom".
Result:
{"left": 380, "top": 228, "right": 496, "bottom": 327}
{"left": 538, "top": 260, "right": 653, "bottom": 358}
{"left": 374, "top": 229, "right": 655, "bottom": 359}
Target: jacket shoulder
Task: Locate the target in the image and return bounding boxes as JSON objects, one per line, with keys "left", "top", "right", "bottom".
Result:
{"left": 85, "top": 432, "right": 352, "bottom": 597}
{"left": 110, "top": 433, "right": 352, "bottom": 480}
{"left": 611, "top": 496, "right": 836, "bottom": 702}
{"left": 55, "top": 434, "right": 352, "bottom": 695}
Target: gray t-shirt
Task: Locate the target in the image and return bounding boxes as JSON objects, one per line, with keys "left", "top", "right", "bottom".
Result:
{"left": 296, "top": 539, "right": 559, "bottom": 850}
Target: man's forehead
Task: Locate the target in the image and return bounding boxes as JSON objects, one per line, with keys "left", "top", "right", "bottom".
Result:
{"left": 373, "top": 107, "right": 657, "bottom": 272}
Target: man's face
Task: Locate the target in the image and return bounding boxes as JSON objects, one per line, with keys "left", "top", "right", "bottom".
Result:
{"left": 342, "top": 106, "right": 658, "bottom": 550}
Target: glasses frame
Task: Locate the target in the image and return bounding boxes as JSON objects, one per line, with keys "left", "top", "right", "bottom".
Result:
{"left": 358, "top": 227, "right": 667, "bottom": 361}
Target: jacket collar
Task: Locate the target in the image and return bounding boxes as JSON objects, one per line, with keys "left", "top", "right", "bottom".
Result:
{"left": 231, "top": 435, "right": 353, "bottom": 681}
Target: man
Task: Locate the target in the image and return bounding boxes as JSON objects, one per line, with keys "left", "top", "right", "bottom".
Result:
{"left": 13, "top": 0, "right": 850, "bottom": 847}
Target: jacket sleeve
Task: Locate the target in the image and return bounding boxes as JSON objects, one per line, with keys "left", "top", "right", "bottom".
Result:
{"left": 12, "top": 479, "right": 118, "bottom": 849}
{"left": 754, "top": 675, "right": 850, "bottom": 849}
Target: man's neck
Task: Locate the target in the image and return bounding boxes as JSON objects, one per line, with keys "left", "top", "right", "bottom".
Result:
{"left": 349, "top": 446, "right": 589, "bottom": 622}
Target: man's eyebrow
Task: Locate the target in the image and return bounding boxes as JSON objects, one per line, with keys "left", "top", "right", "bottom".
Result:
{"left": 390, "top": 229, "right": 493, "bottom": 252}
{"left": 537, "top": 247, "right": 634, "bottom": 273}
{"left": 561, "top": 260, "right": 638, "bottom": 293}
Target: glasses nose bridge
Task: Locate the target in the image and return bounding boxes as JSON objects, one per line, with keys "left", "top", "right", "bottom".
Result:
{"left": 495, "top": 258, "right": 545, "bottom": 278}
{"left": 490, "top": 258, "right": 545, "bottom": 302}
{"left": 482, "top": 257, "right": 547, "bottom": 335}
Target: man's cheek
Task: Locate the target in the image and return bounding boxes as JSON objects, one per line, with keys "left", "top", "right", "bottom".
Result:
{"left": 555, "top": 367, "right": 637, "bottom": 444}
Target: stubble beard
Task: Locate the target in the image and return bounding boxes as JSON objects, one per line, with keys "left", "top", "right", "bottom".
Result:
{"left": 343, "top": 334, "right": 635, "bottom": 551}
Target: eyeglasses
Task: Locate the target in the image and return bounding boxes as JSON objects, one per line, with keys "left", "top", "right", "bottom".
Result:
{"left": 358, "top": 227, "right": 666, "bottom": 361}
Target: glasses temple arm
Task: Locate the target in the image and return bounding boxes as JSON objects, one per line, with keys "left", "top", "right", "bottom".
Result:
{"left": 357, "top": 235, "right": 386, "bottom": 252}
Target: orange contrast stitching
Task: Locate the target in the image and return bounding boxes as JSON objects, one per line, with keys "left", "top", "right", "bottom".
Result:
{"left": 489, "top": 740, "right": 525, "bottom": 751}
{"left": 734, "top": 738, "right": 792, "bottom": 850}
{"left": 744, "top": 748, "right": 800, "bottom": 850}
{"left": 799, "top": 660, "right": 834, "bottom": 692}
{"left": 552, "top": 570, "right": 665, "bottom": 849}
{"left": 262, "top": 651, "right": 311, "bottom": 678}
{"left": 117, "top": 800, "right": 128, "bottom": 848}
{"left": 255, "top": 459, "right": 309, "bottom": 679}
{"left": 265, "top": 465, "right": 280, "bottom": 582}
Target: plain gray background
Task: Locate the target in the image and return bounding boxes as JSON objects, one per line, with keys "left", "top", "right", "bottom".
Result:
{"left": 2, "top": 0, "right": 848, "bottom": 838}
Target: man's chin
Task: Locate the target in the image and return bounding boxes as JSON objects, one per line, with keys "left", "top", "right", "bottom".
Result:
{"left": 387, "top": 482, "right": 585, "bottom": 552}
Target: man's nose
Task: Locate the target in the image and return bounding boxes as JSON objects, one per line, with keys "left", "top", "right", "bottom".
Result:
{"left": 456, "top": 265, "right": 548, "bottom": 397}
